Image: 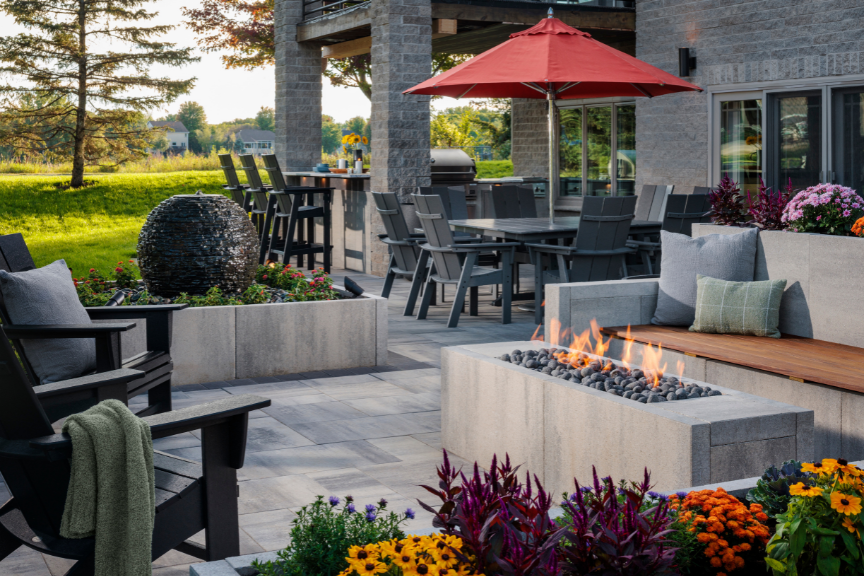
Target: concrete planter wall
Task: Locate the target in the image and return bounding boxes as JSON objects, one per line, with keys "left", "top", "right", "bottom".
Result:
{"left": 117, "top": 293, "right": 387, "bottom": 386}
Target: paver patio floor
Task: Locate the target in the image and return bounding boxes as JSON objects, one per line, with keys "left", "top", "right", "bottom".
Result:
{"left": 0, "top": 266, "right": 540, "bottom": 575}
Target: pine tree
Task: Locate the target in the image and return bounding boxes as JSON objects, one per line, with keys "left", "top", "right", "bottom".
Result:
{"left": 0, "top": 0, "right": 199, "bottom": 187}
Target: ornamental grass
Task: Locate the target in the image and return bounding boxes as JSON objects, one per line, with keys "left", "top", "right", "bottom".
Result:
{"left": 668, "top": 488, "right": 770, "bottom": 576}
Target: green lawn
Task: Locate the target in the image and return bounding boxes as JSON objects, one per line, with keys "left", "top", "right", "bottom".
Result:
{"left": 2, "top": 162, "right": 516, "bottom": 276}
{"left": 0, "top": 172, "right": 231, "bottom": 276}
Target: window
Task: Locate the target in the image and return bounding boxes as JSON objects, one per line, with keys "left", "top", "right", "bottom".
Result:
{"left": 558, "top": 101, "right": 635, "bottom": 200}
{"left": 713, "top": 81, "right": 864, "bottom": 191}
{"left": 245, "top": 143, "right": 253, "bottom": 149}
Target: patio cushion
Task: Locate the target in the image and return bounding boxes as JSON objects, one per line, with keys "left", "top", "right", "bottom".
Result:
{"left": 0, "top": 259, "right": 96, "bottom": 384}
{"left": 690, "top": 275, "right": 787, "bottom": 338}
{"left": 651, "top": 227, "right": 758, "bottom": 326}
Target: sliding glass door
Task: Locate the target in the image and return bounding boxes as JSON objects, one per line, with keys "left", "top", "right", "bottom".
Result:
{"left": 773, "top": 92, "right": 822, "bottom": 189}
{"left": 719, "top": 99, "right": 762, "bottom": 191}
{"left": 559, "top": 101, "right": 635, "bottom": 199}
{"left": 833, "top": 88, "right": 864, "bottom": 190}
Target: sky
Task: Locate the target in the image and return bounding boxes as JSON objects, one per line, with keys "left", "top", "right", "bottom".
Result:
{"left": 0, "top": 0, "right": 469, "bottom": 125}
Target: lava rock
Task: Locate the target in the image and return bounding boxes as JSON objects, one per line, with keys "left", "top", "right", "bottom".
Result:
{"left": 666, "top": 392, "right": 676, "bottom": 401}
{"left": 526, "top": 360, "right": 536, "bottom": 369}
{"left": 581, "top": 367, "right": 594, "bottom": 377}
{"left": 687, "top": 392, "right": 701, "bottom": 399}
{"left": 607, "top": 389, "right": 620, "bottom": 396}
{"left": 708, "top": 390, "right": 722, "bottom": 396}
{"left": 541, "top": 367, "right": 552, "bottom": 374}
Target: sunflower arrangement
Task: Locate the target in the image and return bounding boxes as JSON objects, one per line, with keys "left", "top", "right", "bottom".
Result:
{"left": 668, "top": 487, "right": 770, "bottom": 576}
{"left": 766, "top": 458, "right": 864, "bottom": 575}
{"left": 342, "top": 132, "right": 369, "bottom": 154}
{"left": 338, "top": 534, "right": 477, "bottom": 576}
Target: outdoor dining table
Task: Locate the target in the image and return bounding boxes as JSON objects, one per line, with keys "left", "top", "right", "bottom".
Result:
{"left": 446, "top": 216, "right": 662, "bottom": 310}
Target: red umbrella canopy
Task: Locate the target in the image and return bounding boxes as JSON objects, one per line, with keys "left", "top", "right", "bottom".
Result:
{"left": 405, "top": 16, "right": 702, "bottom": 99}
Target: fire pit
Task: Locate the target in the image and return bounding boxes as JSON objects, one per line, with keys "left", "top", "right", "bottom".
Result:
{"left": 499, "top": 347, "right": 721, "bottom": 403}
{"left": 442, "top": 340, "right": 814, "bottom": 494}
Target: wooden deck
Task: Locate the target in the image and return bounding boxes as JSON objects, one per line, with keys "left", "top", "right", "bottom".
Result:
{"left": 601, "top": 325, "right": 864, "bottom": 395}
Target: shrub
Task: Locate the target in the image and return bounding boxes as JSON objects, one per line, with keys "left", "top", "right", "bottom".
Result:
{"left": 747, "top": 178, "right": 793, "bottom": 231}
{"left": 746, "top": 460, "right": 816, "bottom": 519}
{"left": 765, "top": 458, "right": 864, "bottom": 576}
{"left": 709, "top": 174, "right": 745, "bottom": 226}
{"left": 253, "top": 496, "right": 413, "bottom": 576}
{"left": 781, "top": 184, "right": 864, "bottom": 235}
{"left": 558, "top": 468, "right": 677, "bottom": 576}
{"left": 668, "top": 488, "right": 770, "bottom": 576}
{"left": 419, "top": 451, "right": 565, "bottom": 576}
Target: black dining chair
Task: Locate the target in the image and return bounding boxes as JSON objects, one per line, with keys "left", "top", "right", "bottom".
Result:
{"left": 412, "top": 194, "right": 519, "bottom": 328}
{"left": 528, "top": 195, "right": 637, "bottom": 324}
{"left": 373, "top": 192, "right": 425, "bottom": 299}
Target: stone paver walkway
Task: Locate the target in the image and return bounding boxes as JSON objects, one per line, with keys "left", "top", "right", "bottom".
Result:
{"left": 1, "top": 266, "right": 540, "bottom": 575}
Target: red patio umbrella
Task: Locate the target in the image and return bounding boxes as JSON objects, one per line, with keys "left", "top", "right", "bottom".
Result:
{"left": 405, "top": 10, "right": 703, "bottom": 220}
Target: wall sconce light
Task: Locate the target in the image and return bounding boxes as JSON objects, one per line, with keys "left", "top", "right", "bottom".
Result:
{"left": 679, "top": 47, "right": 696, "bottom": 77}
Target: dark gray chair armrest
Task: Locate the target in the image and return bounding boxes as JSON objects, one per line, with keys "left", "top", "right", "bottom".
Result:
{"left": 449, "top": 242, "right": 521, "bottom": 252}
{"left": 34, "top": 369, "right": 144, "bottom": 400}
{"left": 3, "top": 323, "right": 136, "bottom": 338}
{"left": 30, "top": 395, "right": 272, "bottom": 465}
{"left": 86, "top": 305, "right": 187, "bottom": 353}
{"left": 625, "top": 274, "right": 661, "bottom": 280}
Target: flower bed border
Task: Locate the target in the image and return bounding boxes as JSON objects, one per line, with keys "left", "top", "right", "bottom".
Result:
{"left": 116, "top": 289, "right": 388, "bottom": 386}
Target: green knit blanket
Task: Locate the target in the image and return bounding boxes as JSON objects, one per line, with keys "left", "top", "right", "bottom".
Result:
{"left": 60, "top": 399, "right": 155, "bottom": 576}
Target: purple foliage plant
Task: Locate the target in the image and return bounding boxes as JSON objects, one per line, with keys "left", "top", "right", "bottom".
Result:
{"left": 708, "top": 173, "right": 745, "bottom": 226}
{"left": 558, "top": 467, "right": 677, "bottom": 576}
{"left": 418, "top": 450, "right": 565, "bottom": 576}
{"left": 747, "top": 178, "right": 793, "bottom": 231}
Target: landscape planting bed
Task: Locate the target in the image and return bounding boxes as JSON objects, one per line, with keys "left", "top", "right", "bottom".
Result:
{"left": 442, "top": 340, "right": 814, "bottom": 494}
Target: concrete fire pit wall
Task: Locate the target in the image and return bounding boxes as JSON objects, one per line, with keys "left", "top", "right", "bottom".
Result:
{"left": 115, "top": 293, "right": 388, "bottom": 386}
{"left": 542, "top": 225, "right": 864, "bottom": 462}
{"left": 442, "top": 341, "right": 813, "bottom": 495}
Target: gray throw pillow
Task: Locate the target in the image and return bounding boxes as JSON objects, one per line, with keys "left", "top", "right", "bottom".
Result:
{"left": 651, "top": 228, "right": 758, "bottom": 326}
{"left": 0, "top": 259, "right": 96, "bottom": 384}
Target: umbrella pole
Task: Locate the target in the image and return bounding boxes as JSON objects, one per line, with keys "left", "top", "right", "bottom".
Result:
{"left": 547, "top": 91, "right": 559, "bottom": 224}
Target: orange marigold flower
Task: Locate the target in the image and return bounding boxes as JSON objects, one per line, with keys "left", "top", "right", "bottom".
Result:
{"left": 718, "top": 539, "right": 729, "bottom": 548}
{"left": 756, "top": 512, "right": 768, "bottom": 522}
{"left": 735, "top": 556, "right": 745, "bottom": 568}
{"left": 739, "top": 543, "right": 751, "bottom": 552}
{"left": 710, "top": 557, "right": 722, "bottom": 568}
{"left": 697, "top": 533, "right": 712, "bottom": 543}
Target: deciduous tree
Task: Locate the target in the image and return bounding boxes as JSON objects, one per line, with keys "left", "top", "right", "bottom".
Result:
{"left": 0, "top": 0, "right": 198, "bottom": 187}
{"left": 255, "top": 106, "right": 275, "bottom": 131}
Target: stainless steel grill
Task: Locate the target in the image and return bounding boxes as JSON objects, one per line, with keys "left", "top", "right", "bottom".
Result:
{"left": 430, "top": 149, "right": 476, "bottom": 186}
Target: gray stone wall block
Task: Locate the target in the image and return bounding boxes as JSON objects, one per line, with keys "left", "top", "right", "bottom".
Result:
{"left": 171, "top": 306, "right": 236, "bottom": 386}
{"left": 274, "top": 0, "right": 322, "bottom": 171}
{"left": 511, "top": 99, "right": 549, "bottom": 178}
{"left": 710, "top": 436, "right": 798, "bottom": 484}
{"left": 635, "top": 0, "right": 864, "bottom": 191}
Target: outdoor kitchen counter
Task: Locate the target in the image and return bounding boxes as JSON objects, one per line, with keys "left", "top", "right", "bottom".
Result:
{"left": 281, "top": 171, "right": 380, "bottom": 273}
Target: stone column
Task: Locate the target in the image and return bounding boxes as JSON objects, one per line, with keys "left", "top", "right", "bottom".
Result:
{"left": 511, "top": 98, "right": 549, "bottom": 178}
{"left": 368, "top": 0, "right": 432, "bottom": 276}
{"left": 274, "top": 0, "right": 322, "bottom": 170}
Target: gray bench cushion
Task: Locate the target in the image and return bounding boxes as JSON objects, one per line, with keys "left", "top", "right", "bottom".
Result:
{"left": 0, "top": 259, "right": 96, "bottom": 383}
{"left": 652, "top": 228, "right": 758, "bottom": 326}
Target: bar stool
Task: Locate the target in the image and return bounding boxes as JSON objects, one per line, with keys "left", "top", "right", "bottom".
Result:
{"left": 261, "top": 155, "right": 332, "bottom": 272}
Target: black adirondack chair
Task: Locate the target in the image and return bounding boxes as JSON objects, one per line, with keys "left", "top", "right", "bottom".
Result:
{"left": 0, "top": 234, "right": 185, "bottom": 421}
{"left": 373, "top": 193, "right": 425, "bottom": 300}
{"left": 219, "top": 154, "right": 252, "bottom": 212}
{"left": 528, "top": 195, "right": 638, "bottom": 323}
{"left": 0, "top": 325, "right": 271, "bottom": 572}
{"left": 412, "top": 194, "right": 518, "bottom": 328}
{"left": 261, "top": 155, "right": 332, "bottom": 272}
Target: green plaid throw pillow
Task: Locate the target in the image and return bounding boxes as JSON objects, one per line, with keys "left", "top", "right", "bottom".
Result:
{"left": 690, "top": 275, "right": 787, "bottom": 338}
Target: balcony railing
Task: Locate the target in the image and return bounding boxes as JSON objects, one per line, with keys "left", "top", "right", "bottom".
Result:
{"left": 303, "top": 0, "right": 633, "bottom": 22}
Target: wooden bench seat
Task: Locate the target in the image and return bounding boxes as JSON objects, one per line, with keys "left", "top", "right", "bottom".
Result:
{"left": 601, "top": 325, "right": 864, "bottom": 396}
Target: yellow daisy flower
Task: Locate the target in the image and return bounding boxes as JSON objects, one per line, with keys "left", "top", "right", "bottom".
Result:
{"left": 821, "top": 459, "right": 840, "bottom": 474}
{"left": 842, "top": 517, "right": 860, "bottom": 537}
{"left": 391, "top": 552, "right": 416, "bottom": 570}
{"left": 354, "top": 560, "right": 388, "bottom": 576}
{"left": 801, "top": 461, "right": 831, "bottom": 475}
{"left": 428, "top": 546, "right": 459, "bottom": 567}
{"left": 831, "top": 491, "right": 863, "bottom": 516}
{"left": 410, "top": 560, "right": 434, "bottom": 576}
{"left": 789, "top": 482, "right": 823, "bottom": 497}
{"left": 347, "top": 544, "right": 379, "bottom": 564}
{"left": 835, "top": 459, "right": 863, "bottom": 478}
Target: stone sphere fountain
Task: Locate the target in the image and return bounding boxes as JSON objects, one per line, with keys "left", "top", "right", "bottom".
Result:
{"left": 137, "top": 192, "right": 259, "bottom": 296}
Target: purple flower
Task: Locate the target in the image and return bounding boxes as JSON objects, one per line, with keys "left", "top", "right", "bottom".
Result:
{"left": 365, "top": 504, "right": 376, "bottom": 513}
{"left": 347, "top": 503, "right": 356, "bottom": 514}
{"left": 844, "top": 210, "right": 851, "bottom": 217}
{"left": 569, "top": 493, "right": 579, "bottom": 501}
{"left": 405, "top": 508, "right": 415, "bottom": 519}
{"left": 580, "top": 486, "right": 593, "bottom": 493}
{"left": 647, "top": 491, "right": 661, "bottom": 499}
{"left": 365, "top": 511, "right": 377, "bottom": 522}
{"left": 329, "top": 496, "right": 340, "bottom": 507}
{"left": 676, "top": 491, "right": 689, "bottom": 499}
{"left": 378, "top": 498, "right": 388, "bottom": 507}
